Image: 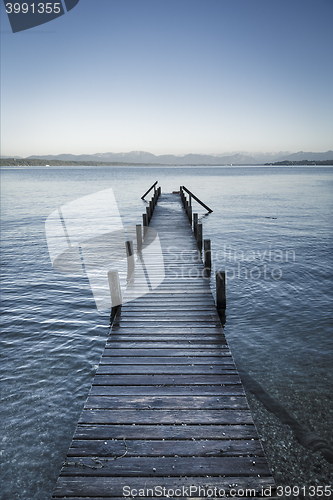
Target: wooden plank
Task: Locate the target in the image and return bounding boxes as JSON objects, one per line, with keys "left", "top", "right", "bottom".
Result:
{"left": 99, "top": 356, "right": 232, "bottom": 365}
{"left": 96, "top": 365, "right": 237, "bottom": 375}
{"left": 89, "top": 385, "right": 245, "bottom": 396}
{"left": 122, "top": 298, "right": 216, "bottom": 304}
{"left": 122, "top": 303, "right": 217, "bottom": 309}
{"left": 117, "top": 311, "right": 219, "bottom": 317}
{"left": 109, "top": 336, "right": 227, "bottom": 342}
{"left": 110, "top": 327, "right": 227, "bottom": 334}
{"left": 79, "top": 409, "right": 253, "bottom": 425}
{"left": 102, "top": 349, "right": 232, "bottom": 356}
{"left": 93, "top": 374, "right": 241, "bottom": 385}
{"left": 60, "top": 456, "right": 271, "bottom": 477}
{"left": 124, "top": 289, "right": 213, "bottom": 294}
{"left": 112, "top": 324, "right": 226, "bottom": 329}
{"left": 67, "top": 438, "right": 264, "bottom": 457}
{"left": 85, "top": 395, "right": 248, "bottom": 409}
{"left": 73, "top": 423, "right": 259, "bottom": 440}
{"left": 104, "top": 342, "right": 228, "bottom": 349}
{"left": 96, "top": 365, "right": 236, "bottom": 374}
{"left": 117, "top": 317, "right": 220, "bottom": 328}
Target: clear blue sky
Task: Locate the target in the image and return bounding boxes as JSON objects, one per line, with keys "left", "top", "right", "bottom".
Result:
{"left": 1, "top": 0, "right": 332, "bottom": 157}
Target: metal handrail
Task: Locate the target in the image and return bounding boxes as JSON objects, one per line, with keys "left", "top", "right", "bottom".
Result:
{"left": 181, "top": 186, "right": 213, "bottom": 213}
{"left": 141, "top": 181, "right": 158, "bottom": 200}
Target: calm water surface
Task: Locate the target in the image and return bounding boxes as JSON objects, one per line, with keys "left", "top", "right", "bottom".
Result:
{"left": 1, "top": 166, "right": 332, "bottom": 498}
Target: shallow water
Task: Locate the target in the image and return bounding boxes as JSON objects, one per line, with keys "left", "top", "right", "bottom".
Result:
{"left": 1, "top": 165, "right": 332, "bottom": 498}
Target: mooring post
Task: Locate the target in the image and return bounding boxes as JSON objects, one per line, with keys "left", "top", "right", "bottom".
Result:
{"left": 204, "top": 239, "right": 211, "bottom": 276}
{"left": 197, "top": 223, "right": 203, "bottom": 252}
{"left": 193, "top": 213, "right": 198, "bottom": 238}
{"left": 136, "top": 224, "right": 142, "bottom": 253}
{"left": 216, "top": 270, "right": 226, "bottom": 312}
{"left": 150, "top": 199, "right": 154, "bottom": 215}
{"left": 108, "top": 270, "right": 122, "bottom": 323}
{"left": 158, "top": 186, "right": 161, "bottom": 197}
{"left": 142, "top": 213, "right": 148, "bottom": 236}
{"left": 146, "top": 206, "right": 151, "bottom": 223}
{"left": 126, "top": 240, "right": 135, "bottom": 281}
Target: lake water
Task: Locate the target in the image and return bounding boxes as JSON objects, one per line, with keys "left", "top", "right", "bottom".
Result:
{"left": 1, "top": 165, "right": 332, "bottom": 499}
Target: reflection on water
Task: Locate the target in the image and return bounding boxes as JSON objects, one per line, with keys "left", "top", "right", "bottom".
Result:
{"left": 1, "top": 166, "right": 332, "bottom": 498}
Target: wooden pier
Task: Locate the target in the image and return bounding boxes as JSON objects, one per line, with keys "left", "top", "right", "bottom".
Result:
{"left": 52, "top": 187, "right": 276, "bottom": 499}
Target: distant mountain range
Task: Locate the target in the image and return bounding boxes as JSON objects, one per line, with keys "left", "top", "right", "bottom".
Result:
{"left": 2, "top": 150, "right": 333, "bottom": 165}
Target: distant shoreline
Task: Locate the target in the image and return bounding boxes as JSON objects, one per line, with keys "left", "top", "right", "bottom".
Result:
{"left": 1, "top": 158, "right": 333, "bottom": 167}
{"left": 264, "top": 159, "right": 333, "bottom": 166}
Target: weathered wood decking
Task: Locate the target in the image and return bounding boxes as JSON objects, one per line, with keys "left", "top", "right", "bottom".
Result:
{"left": 52, "top": 193, "right": 275, "bottom": 499}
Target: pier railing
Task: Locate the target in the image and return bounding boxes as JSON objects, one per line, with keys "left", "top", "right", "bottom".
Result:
{"left": 179, "top": 185, "right": 212, "bottom": 255}
{"left": 181, "top": 185, "right": 213, "bottom": 213}
{"left": 142, "top": 183, "right": 161, "bottom": 230}
{"left": 141, "top": 181, "right": 158, "bottom": 200}
{"left": 179, "top": 185, "right": 225, "bottom": 320}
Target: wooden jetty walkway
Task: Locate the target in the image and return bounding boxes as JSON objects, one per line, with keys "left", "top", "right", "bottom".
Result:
{"left": 52, "top": 187, "right": 276, "bottom": 499}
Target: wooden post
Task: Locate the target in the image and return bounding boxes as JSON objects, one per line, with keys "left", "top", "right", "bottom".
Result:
{"left": 136, "top": 224, "right": 142, "bottom": 253}
{"left": 108, "top": 270, "right": 122, "bottom": 322}
{"left": 142, "top": 213, "right": 148, "bottom": 235}
{"left": 146, "top": 206, "right": 151, "bottom": 223}
{"left": 158, "top": 186, "right": 161, "bottom": 196}
{"left": 188, "top": 204, "right": 192, "bottom": 224}
{"left": 216, "top": 270, "right": 226, "bottom": 311}
{"left": 126, "top": 240, "right": 135, "bottom": 281}
{"left": 150, "top": 199, "right": 154, "bottom": 215}
{"left": 180, "top": 187, "right": 184, "bottom": 205}
{"left": 193, "top": 213, "right": 198, "bottom": 238}
{"left": 204, "top": 239, "right": 211, "bottom": 276}
{"left": 197, "top": 223, "right": 203, "bottom": 252}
